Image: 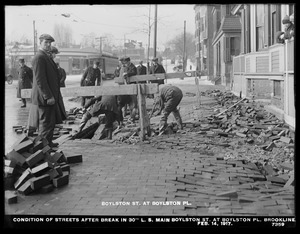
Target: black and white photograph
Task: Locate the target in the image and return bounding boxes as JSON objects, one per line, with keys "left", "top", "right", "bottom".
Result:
{"left": 4, "top": 4, "right": 295, "bottom": 228}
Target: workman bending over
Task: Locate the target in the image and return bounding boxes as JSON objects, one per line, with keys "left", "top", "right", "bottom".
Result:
{"left": 77, "top": 95, "right": 122, "bottom": 139}
{"left": 153, "top": 85, "right": 183, "bottom": 132}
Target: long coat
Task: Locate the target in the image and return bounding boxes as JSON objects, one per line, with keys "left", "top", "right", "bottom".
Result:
{"left": 29, "top": 49, "right": 67, "bottom": 128}
{"left": 119, "top": 63, "right": 137, "bottom": 84}
{"left": 80, "top": 66, "right": 101, "bottom": 86}
{"left": 137, "top": 64, "right": 147, "bottom": 75}
{"left": 17, "top": 65, "right": 33, "bottom": 98}
{"left": 149, "top": 63, "right": 166, "bottom": 85}
{"left": 58, "top": 67, "right": 66, "bottom": 87}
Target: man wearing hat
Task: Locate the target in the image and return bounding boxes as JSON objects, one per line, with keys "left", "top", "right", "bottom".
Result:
{"left": 17, "top": 57, "right": 33, "bottom": 108}
{"left": 137, "top": 60, "right": 147, "bottom": 76}
{"left": 149, "top": 57, "right": 166, "bottom": 85}
{"left": 50, "top": 46, "right": 67, "bottom": 87}
{"left": 118, "top": 56, "right": 138, "bottom": 122}
{"left": 80, "top": 60, "right": 101, "bottom": 107}
{"left": 28, "top": 34, "right": 67, "bottom": 147}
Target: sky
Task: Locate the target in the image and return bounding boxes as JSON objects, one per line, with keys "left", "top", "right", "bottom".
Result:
{"left": 5, "top": 4, "right": 196, "bottom": 50}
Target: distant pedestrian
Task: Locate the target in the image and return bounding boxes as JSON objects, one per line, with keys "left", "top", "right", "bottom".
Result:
{"left": 56, "top": 62, "right": 67, "bottom": 87}
{"left": 153, "top": 85, "right": 183, "bottom": 132}
{"left": 114, "top": 65, "right": 121, "bottom": 78}
{"left": 17, "top": 58, "right": 33, "bottom": 108}
{"left": 119, "top": 56, "right": 137, "bottom": 84}
{"left": 80, "top": 60, "right": 101, "bottom": 107}
{"left": 49, "top": 46, "right": 67, "bottom": 87}
{"left": 28, "top": 34, "right": 67, "bottom": 147}
{"left": 137, "top": 60, "right": 147, "bottom": 75}
{"left": 118, "top": 56, "right": 138, "bottom": 122}
{"left": 149, "top": 57, "right": 166, "bottom": 85}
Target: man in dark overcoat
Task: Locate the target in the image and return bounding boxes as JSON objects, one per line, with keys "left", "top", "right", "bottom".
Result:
{"left": 149, "top": 57, "right": 166, "bottom": 85}
{"left": 118, "top": 57, "right": 138, "bottom": 122}
{"left": 80, "top": 60, "right": 101, "bottom": 107}
{"left": 137, "top": 60, "right": 147, "bottom": 75}
{"left": 28, "top": 34, "right": 67, "bottom": 147}
{"left": 17, "top": 58, "right": 33, "bottom": 108}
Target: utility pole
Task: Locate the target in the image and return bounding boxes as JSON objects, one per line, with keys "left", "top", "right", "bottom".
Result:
{"left": 96, "top": 37, "right": 106, "bottom": 56}
{"left": 33, "top": 20, "right": 37, "bottom": 55}
{"left": 183, "top": 20, "right": 186, "bottom": 72}
{"left": 147, "top": 5, "right": 151, "bottom": 74}
{"left": 153, "top": 4, "right": 158, "bottom": 58}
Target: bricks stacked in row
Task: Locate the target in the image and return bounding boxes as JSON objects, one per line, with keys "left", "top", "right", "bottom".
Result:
{"left": 4, "top": 135, "right": 82, "bottom": 204}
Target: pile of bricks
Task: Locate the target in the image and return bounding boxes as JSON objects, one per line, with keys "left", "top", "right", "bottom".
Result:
{"left": 4, "top": 135, "right": 82, "bottom": 204}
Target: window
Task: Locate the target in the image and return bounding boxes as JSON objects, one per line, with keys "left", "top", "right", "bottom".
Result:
{"left": 230, "top": 37, "right": 241, "bottom": 57}
{"left": 270, "top": 5, "right": 281, "bottom": 45}
{"left": 256, "top": 5, "right": 265, "bottom": 51}
{"left": 274, "top": 80, "right": 281, "bottom": 98}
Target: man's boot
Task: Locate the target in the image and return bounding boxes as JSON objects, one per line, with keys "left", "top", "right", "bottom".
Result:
{"left": 78, "top": 112, "right": 92, "bottom": 132}
{"left": 173, "top": 109, "right": 183, "bottom": 130}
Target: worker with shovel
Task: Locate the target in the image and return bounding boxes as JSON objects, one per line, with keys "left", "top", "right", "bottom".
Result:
{"left": 152, "top": 85, "right": 183, "bottom": 134}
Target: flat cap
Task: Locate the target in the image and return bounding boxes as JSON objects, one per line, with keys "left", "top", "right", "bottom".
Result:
{"left": 282, "top": 15, "right": 290, "bottom": 24}
{"left": 152, "top": 57, "right": 158, "bottom": 62}
{"left": 50, "top": 46, "right": 59, "bottom": 54}
{"left": 93, "top": 60, "right": 100, "bottom": 65}
{"left": 39, "top": 34, "right": 55, "bottom": 42}
{"left": 119, "top": 56, "right": 130, "bottom": 62}
{"left": 18, "top": 57, "right": 25, "bottom": 62}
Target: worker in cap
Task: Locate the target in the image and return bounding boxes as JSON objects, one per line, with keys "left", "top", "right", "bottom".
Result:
{"left": 49, "top": 46, "right": 60, "bottom": 59}
{"left": 39, "top": 34, "right": 55, "bottom": 42}
{"left": 17, "top": 56, "right": 33, "bottom": 108}
{"left": 149, "top": 57, "right": 165, "bottom": 85}
{"left": 28, "top": 33, "right": 67, "bottom": 147}
{"left": 152, "top": 85, "right": 183, "bottom": 134}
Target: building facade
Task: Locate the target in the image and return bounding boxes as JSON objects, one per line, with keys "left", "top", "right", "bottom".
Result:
{"left": 212, "top": 4, "right": 241, "bottom": 86}
{"left": 194, "top": 4, "right": 214, "bottom": 79}
{"left": 231, "top": 4, "right": 295, "bottom": 129}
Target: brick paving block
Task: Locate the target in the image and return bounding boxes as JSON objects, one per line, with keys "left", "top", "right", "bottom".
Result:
{"left": 46, "top": 168, "right": 60, "bottom": 180}
{"left": 17, "top": 180, "right": 33, "bottom": 195}
{"left": 39, "top": 184, "right": 54, "bottom": 194}
{"left": 25, "top": 149, "right": 45, "bottom": 168}
{"left": 216, "top": 190, "right": 238, "bottom": 198}
{"left": 30, "top": 174, "right": 51, "bottom": 191}
{"left": 248, "top": 174, "right": 266, "bottom": 181}
{"left": 283, "top": 175, "right": 294, "bottom": 188}
{"left": 52, "top": 171, "right": 69, "bottom": 188}
{"left": 14, "top": 168, "right": 32, "bottom": 189}
{"left": 6, "top": 149, "right": 26, "bottom": 167}
{"left": 31, "top": 161, "right": 53, "bottom": 177}
{"left": 4, "top": 166, "right": 16, "bottom": 176}
{"left": 5, "top": 190, "right": 18, "bottom": 204}
{"left": 66, "top": 154, "right": 82, "bottom": 164}
{"left": 266, "top": 176, "right": 287, "bottom": 184}
{"left": 13, "top": 139, "right": 34, "bottom": 153}
{"left": 279, "top": 136, "right": 292, "bottom": 144}
{"left": 263, "top": 165, "right": 277, "bottom": 176}
{"left": 50, "top": 151, "right": 67, "bottom": 163}
{"left": 280, "top": 162, "right": 294, "bottom": 171}
{"left": 60, "top": 164, "right": 70, "bottom": 173}
{"left": 42, "top": 145, "right": 51, "bottom": 154}
{"left": 28, "top": 140, "right": 44, "bottom": 154}
{"left": 21, "top": 152, "right": 32, "bottom": 158}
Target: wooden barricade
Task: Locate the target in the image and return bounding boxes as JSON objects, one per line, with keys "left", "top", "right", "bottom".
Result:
{"left": 21, "top": 71, "right": 197, "bottom": 141}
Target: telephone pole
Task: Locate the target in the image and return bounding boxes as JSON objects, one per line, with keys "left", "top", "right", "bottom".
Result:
{"left": 33, "top": 20, "right": 37, "bottom": 55}
{"left": 183, "top": 20, "right": 186, "bottom": 72}
{"left": 153, "top": 4, "right": 158, "bottom": 58}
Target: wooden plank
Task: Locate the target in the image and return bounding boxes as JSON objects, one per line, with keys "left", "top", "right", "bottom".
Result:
{"left": 137, "top": 84, "right": 150, "bottom": 141}
{"left": 21, "top": 84, "right": 159, "bottom": 98}
{"left": 114, "top": 71, "right": 196, "bottom": 84}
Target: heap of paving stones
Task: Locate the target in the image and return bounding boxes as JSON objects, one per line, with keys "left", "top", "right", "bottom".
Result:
{"left": 4, "top": 133, "right": 82, "bottom": 204}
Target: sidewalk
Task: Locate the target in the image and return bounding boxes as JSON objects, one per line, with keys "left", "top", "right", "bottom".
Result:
{"left": 5, "top": 85, "right": 295, "bottom": 217}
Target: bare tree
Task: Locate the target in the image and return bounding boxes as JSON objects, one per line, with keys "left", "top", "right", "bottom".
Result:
{"left": 166, "top": 32, "right": 196, "bottom": 61}
{"left": 53, "top": 23, "right": 73, "bottom": 48}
